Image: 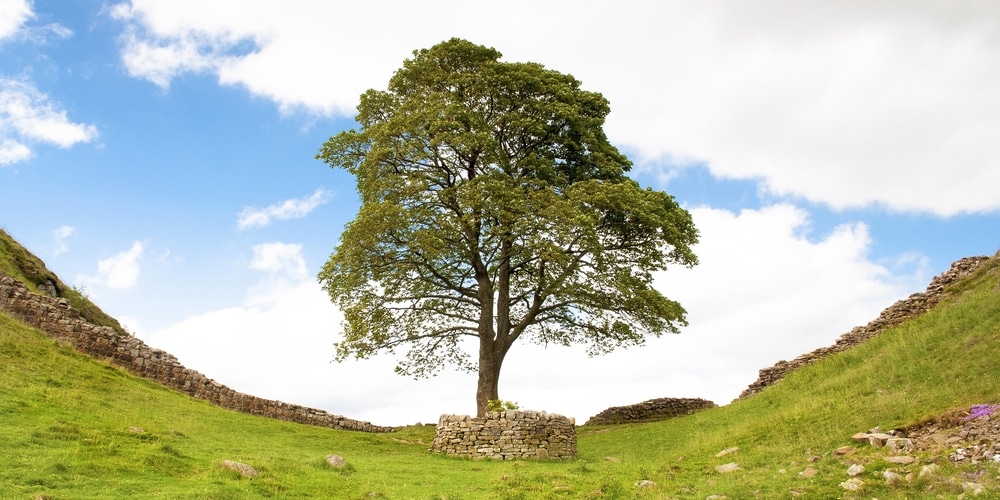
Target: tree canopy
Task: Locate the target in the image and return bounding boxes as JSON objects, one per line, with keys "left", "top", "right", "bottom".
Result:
{"left": 318, "top": 38, "right": 698, "bottom": 417}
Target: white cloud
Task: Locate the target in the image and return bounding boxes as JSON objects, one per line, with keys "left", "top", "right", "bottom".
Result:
{"left": 139, "top": 204, "right": 922, "bottom": 426}
{"left": 110, "top": 1, "right": 1000, "bottom": 216}
{"left": 82, "top": 241, "right": 145, "bottom": 290}
{"left": 236, "top": 188, "right": 331, "bottom": 230}
{"left": 52, "top": 225, "right": 75, "bottom": 257}
{"left": 0, "top": 138, "right": 30, "bottom": 164}
{"left": 249, "top": 242, "right": 307, "bottom": 280}
{"left": 0, "top": 78, "right": 99, "bottom": 165}
{"left": 0, "top": 0, "right": 32, "bottom": 43}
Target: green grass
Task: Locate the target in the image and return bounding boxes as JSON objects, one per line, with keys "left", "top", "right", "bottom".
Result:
{"left": 2, "top": 249, "right": 1000, "bottom": 498}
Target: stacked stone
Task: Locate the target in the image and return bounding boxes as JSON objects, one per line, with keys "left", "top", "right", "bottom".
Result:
{"left": 739, "top": 255, "right": 994, "bottom": 399}
{"left": 585, "top": 397, "right": 717, "bottom": 425}
{"left": 0, "top": 274, "right": 395, "bottom": 433}
{"left": 431, "top": 410, "right": 577, "bottom": 460}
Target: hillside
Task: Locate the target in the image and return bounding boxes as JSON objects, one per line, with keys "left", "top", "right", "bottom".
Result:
{"left": 2, "top": 228, "right": 1000, "bottom": 498}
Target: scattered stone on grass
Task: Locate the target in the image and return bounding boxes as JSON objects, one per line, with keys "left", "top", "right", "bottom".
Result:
{"left": 715, "top": 462, "right": 741, "bottom": 473}
{"left": 326, "top": 454, "right": 347, "bottom": 467}
{"left": 885, "top": 455, "right": 915, "bottom": 464}
{"left": 834, "top": 445, "right": 855, "bottom": 456}
{"left": 799, "top": 467, "right": 818, "bottom": 478}
{"left": 919, "top": 464, "right": 939, "bottom": 478}
{"left": 222, "top": 460, "right": 259, "bottom": 477}
{"left": 634, "top": 480, "right": 655, "bottom": 488}
{"left": 846, "top": 464, "right": 865, "bottom": 477}
{"left": 128, "top": 426, "right": 144, "bottom": 434}
{"left": 882, "top": 469, "right": 904, "bottom": 484}
{"left": 715, "top": 446, "right": 738, "bottom": 458}
{"left": 839, "top": 478, "right": 864, "bottom": 491}
{"left": 963, "top": 482, "right": 985, "bottom": 496}
{"left": 887, "top": 437, "right": 914, "bottom": 452}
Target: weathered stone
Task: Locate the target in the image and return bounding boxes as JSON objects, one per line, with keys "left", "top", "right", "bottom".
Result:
{"left": 634, "top": 480, "right": 655, "bottom": 488}
{"left": 834, "top": 445, "right": 856, "bottom": 456}
{"left": 887, "top": 438, "right": 914, "bottom": 452}
{"left": 885, "top": 456, "right": 915, "bottom": 464}
{"left": 918, "top": 464, "right": 938, "bottom": 478}
{"left": 715, "top": 462, "right": 741, "bottom": 473}
{"left": 882, "top": 470, "right": 904, "bottom": 484}
{"left": 222, "top": 460, "right": 259, "bottom": 477}
{"left": 962, "top": 482, "right": 985, "bottom": 495}
{"left": 325, "top": 455, "right": 347, "bottom": 467}
{"left": 715, "top": 446, "right": 739, "bottom": 457}
{"left": 846, "top": 464, "right": 864, "bottom": 477}
{"left": 868, "top": 433, "right": 892, "bottom": 448}
{"left": 851, "top": 432, "right": 871, "bottom": 442}
{"left": 840, "top": 478, "right": 864, "bottom": 491}
{"left": 799, "top": 467, "right": 818, "bottom": 478}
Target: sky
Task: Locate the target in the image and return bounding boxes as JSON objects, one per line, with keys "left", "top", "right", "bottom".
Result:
{"left": 1, "top": 0, "right": 999, "bottom": 427}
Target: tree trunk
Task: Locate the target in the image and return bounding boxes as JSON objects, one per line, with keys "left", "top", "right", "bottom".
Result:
{"left": 475, "top": 340, "right": 503, "bottom": 417}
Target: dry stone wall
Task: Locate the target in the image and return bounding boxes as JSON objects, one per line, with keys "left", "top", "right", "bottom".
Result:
{"left": 0, "top": 274, "right": 395, "bottom": 433}
{"left": 431, "top": 411, "right": 577, "bottom": 460}
{"left": 585, "top": 397, "right": 717, "bottom": 425}
{"left": 739, "top": 255, "right": 994, "bottom": 399}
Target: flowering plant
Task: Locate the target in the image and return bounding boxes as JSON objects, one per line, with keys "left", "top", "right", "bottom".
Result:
{"left": 964, "top": 404, "right": 1000, "bottom": 421}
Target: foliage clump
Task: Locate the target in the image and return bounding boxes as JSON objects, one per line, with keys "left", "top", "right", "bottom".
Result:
{"left": 317, "top": 38, "right": 698, "bottom": 416}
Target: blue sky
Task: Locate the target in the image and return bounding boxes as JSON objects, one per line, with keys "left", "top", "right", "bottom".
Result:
{"left": 2, "top": 0, "right": 999, "bottom": 426}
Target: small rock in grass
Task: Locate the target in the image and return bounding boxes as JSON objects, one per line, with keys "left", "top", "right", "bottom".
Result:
{"left": 715, "top": 446, "right": 739, "bottom": 458}
{"left": 883, "top": 470, "right": 904, "bottom": 484}
{"left": 868, "top": 433, "right": 892, "bottom": 447}
{"left": 128, "top": 426, "right": 144, "bottom": 434}
{"left": 799, "top": 467, "right": 818, "bottom": 478}
{"left": 326, "top": 454, "right": 347, "bottom": 467}
{"left": 962, "top": 482, "right": 984, "bottom": 495}
{"left": 846, "top": 464, "right": 864, "bottom": 477}
{"left": 634, "top": 480, "right": 655, "bottom": 488}
{"left": 839, "top": 478, "right": 864, "bottom": 491}
{"left": 715, "top": 462, "right": 741, "bottom": 473}
{"left": 222, "top": 460, "right": 259, "bottom": 477}
{"left": 834, "top": 445, "right": 855, "bottom": 456}
{"left": 918, "top": 464, "right": 939, "bottom": 478}
{"left": 604, "top": 456, "right": 620, "bottom": 463}
{"left": 887, "top": 438, "right": 914, "bottom": 452}
{"left": 885, "top": 455, "right": 915, "bottom": 464}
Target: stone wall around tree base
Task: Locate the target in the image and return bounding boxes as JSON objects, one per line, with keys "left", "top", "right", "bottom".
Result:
{"left": 431, "top": 411, "right": 577, "bottom": 460}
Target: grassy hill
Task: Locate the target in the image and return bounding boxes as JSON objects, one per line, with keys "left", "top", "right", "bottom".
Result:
{"left": 2, "top": 228, "right": 1000, "bottom": 498}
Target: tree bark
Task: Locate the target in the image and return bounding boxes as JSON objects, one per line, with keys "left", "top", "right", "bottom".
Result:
{"left": 476, "top": 339, "right": 502, "bottom": 417}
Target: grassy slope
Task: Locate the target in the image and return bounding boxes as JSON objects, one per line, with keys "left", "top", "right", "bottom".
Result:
{"left": 0, "top": 227, "right": 124, "bottom": 334}
{"left": 1, "top": 237, "right": 999, "bottom": 498}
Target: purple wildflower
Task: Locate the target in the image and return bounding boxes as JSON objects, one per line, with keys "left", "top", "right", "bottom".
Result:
{"left": 964, "top": 404, "right": 1000, "bottom": 421}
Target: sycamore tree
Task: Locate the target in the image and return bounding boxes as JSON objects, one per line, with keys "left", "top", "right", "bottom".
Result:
{"left": 318, "top": 38, "right": 698, "bottom": 417}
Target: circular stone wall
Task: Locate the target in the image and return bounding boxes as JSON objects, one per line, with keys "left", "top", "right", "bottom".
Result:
{"left": 431, "top": 410, "right": 576, "bottom": 460}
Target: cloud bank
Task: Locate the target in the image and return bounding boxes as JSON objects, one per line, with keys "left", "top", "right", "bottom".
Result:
{"left": 110, "top": 1, "right": 1000, "bottom": 215}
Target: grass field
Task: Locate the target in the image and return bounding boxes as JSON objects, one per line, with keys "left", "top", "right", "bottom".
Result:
{"left": 2, "top": 237, "right": 1000, "bottom": 498}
